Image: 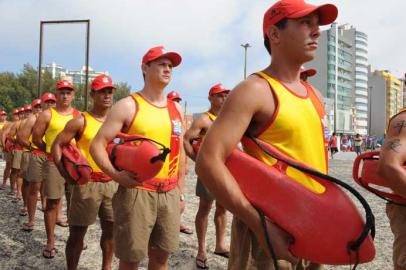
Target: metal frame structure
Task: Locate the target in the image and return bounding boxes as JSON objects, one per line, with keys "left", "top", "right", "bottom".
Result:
{"left": 38, "top": 19, "right": 90, "bottom": 110}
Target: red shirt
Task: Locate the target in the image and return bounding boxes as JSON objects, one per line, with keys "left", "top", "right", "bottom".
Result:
{"left": 329, "top": 136, "right": 337, "bottom": 148}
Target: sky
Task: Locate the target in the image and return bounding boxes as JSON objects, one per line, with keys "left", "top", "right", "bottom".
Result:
{"left": 1, "top": 0, "right": 405, "bottom": 113}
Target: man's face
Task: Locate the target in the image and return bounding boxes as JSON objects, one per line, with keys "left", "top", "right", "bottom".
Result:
{"left": 0, "top": 115, "right": 6, "bottom": 121}
{"left": 276, "top": 12, "right": 320, "bottom": 62}
{"left": 43, "top": 100, "right": 56, "bottom": 109}
{"left": 12, "top": 114, "right": 19, "bottom": 121}
{"left": 209, "top": 92, "right": 229, "bottom": 109}
{"left": 144, "top": 58, "right": 173, "bottom": 86}
{"left": 91, "top": 87, "right": 114, "bottom": 109}
{"left": 33, "top": 105, "right": 42, "bottom": 114}
{"left": 56, "top": 88, "right": 75, "bottom": 107}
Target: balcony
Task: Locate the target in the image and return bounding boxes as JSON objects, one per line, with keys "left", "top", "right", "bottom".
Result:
{"left": 356, "top": 81, "right": 368, "bottom": 89}
{"left": 355, "top": 97, "right": 368, "bottom": 104}
{"left": 355, "top": 90, "right": 368, "bottom": 97}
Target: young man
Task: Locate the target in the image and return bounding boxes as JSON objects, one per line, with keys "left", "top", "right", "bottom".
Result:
{"left": 195, "top": 1, "right": 337, "bottom": 269}
{"left": 32, "top": 80, "right": 80, "bottom": 258}
{"left": 51, "top": 74, "right": 116, "bottom": 270}
{"left": 91, "top": 46, "right": 185, "bottom": 270}
{"left": 16, "top": 104, "right": 34, "bottom": 216}
{"left": 19, "top": 95, "right": 55, "bottom": 231}
{"left": 167, "top": 91, "right": 194, "bottom": 236}
{"left": 2, "top": 108, "right": 24, "bottom": 200}
{"left": 0, "top": 110, "right": 11, "bottom": 190}
{"left": 184, "top": 83, "right": 230, "bottom": 269}
{"left": 378, "top": 109, "right": 406, "bottom": 270}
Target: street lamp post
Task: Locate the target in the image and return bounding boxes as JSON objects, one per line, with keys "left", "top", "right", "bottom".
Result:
{"left": 241, "top": 43, "right": 251, "bottom": 79}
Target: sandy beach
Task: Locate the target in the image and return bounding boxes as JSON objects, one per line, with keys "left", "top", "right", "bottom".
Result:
{"left": 0, "top": 153, "right": 395, "bottom": 269}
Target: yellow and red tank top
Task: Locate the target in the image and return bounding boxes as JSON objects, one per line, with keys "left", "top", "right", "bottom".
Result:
{"left": 128, "top": 93, "right": 182, "bottom": 192}
{"left": 0, "top": 121, "right": 5, "bottom": 130}
{"left": 45, "top": 107, "right": 80, "bottom": 154}
{"left": 76, "top": 112, "right": 110, "bottom": 181}
{"left": 206, "top": 111, "right": 216, "bottom": 122}
{"left": 242, "top": 71, "right": 328, "bottom": 194}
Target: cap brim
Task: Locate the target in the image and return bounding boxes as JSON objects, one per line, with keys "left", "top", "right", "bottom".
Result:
{"left": 57, "top": 87, "right": 75, "bottom": 91}
{"left": 160, "top": 52, "right": 182, "bottom": 67}
{"left": 210, "top": 89, "right": 230, "bottom": 96}
{"left": 93, "top": 85, "right": 116, "bottom": 91}
{"left": 303, "top": 69, "right": 317, "bottom": 76}
{"left": 288, "top": 4, "right": 338, "bottom": 26}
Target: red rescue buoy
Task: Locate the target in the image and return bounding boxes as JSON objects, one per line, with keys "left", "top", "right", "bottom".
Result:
{"left": 61, "top": 143, "right": 92, "bottom": 185}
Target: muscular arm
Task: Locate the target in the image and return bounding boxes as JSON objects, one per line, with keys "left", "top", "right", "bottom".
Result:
{"left": 378, "top": 113, "right": 406, "bottom": 197}
{"left": 51, "top": 116, "right": 84, "bottom": 181}
{"left": 1, "top": 122, "right": 12, "bottom": 146}
{"left": 32, "top": 110, "right": 51, "bottom": 151}
{"left": 90, "top": 97, "right": 141, "bottom": 187}
{"left": 183, "top": 114, "right": 210, "bottom": 161}
{"left": 17, "top": 118, "right": 33, "bottom": 148}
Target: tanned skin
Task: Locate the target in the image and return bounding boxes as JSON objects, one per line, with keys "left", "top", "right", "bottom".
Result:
{"left": 0, "top": 116, "right": 11, "bottom": 190}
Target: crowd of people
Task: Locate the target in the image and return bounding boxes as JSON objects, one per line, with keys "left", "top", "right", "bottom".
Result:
{"left": 0, "top": 0, "right": 404, "bottom": 270}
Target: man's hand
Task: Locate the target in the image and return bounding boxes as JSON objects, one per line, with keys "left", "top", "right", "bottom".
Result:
{"left": 254, "top": 218, "right": 298, "bottom": 263}
{"left": 113, "top": 170, "right": 143, "bottom": 188}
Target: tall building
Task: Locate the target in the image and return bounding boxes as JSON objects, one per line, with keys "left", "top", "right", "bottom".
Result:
{"left": 307, "top": 23, "right": 369, "bottom": 135}
{"left": 42, "top": 62, "right": 108, "bottom": 85}
{"left": 403, "top": 73, "right": 406, "bottom": 107}
{"left": 368, "top": 69, "right": 404, "bottom": 136}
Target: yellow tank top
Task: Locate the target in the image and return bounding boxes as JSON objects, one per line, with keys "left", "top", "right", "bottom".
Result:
{"left": 76, "top": 112, "right": 103, "bottom": 173}
{"left": 242, "top": 72, "right": 328, "bottom": 194}
{"left": 45, "top": 107, "right": 79, "bottom": 153}
{"left": 0, "top": 122, "right": 5, "bottom": 130}
{"left": 206, "top": 111, "right": 216, "bottom": 122}
{"left": 128, "top": 93, "right": 182, "bottom": 191}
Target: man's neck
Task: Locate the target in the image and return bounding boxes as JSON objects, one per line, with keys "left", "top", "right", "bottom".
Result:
{"left": 265, "top": 57, "right": 302, "bottom": 83}
{"left": 55, "top": 104, "right": 73, "bottom": 114}
{"left": 139, "top": 84, "right": 167, "bottom": 105}
{"left": 90, "top": 107, "right": 109, "bottom": 119}
{"left": 208, "top": 106, "right": 221, "bottom": 116}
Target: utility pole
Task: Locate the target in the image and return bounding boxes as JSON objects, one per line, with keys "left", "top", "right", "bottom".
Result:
{"left": 241, "top": 43, "right": 251, "bottom": 79}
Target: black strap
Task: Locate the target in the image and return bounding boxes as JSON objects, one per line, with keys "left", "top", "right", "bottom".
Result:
{"left": 246, "top": 134, "right": 374, "bottom": 269}
{"left": 256, "top": 207, "right": 280, "bottom": 270}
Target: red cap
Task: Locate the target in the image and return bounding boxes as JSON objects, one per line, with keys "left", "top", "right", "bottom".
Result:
{"left": 32, "top": 99, "right": 41, "bottom": 107}
{"left": 0, "top": 111, "right": 6, "bottom": 116}
{"left": 142, "top": 46, "right": 182, "bottom": 67}
{"left": 91, "top": 74, "right": 116, "bottom": 91}
{"left": 18, "top": 107, "right": 25, "bottom": 113}
{"left": 41, "top": 92, "right": 56, "bottom": 103}
{"left": 24, "top": 105, "right": 32, "bottom": 111}
{"left": 209, "top": 83, "right": 230, "bottom": 97}
{"left": 263, "top": 0, "right": 338, "bottom": 37}
{"left": 167, "top": 91, "right": 182, "bottom": 101}
{"left": 56, "top": 80, "right": 75, "bottom": 91}
{"left": 300, "top": 66, "right": 317, "bottom": 77}
{"left": 12, "top": 109, "right": 19, "bottom": 115}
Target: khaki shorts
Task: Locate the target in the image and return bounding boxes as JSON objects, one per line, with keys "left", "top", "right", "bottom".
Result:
{"left": 228, "top": 217, "right": 322, "bottom": 270}
{"left": 20, "top": 152, "right": 31, "bottom": 179}
{"left": 44, "top": 159, "right": 69, "bottom": 199}
{"left": 26, "top": 153, "right": 47, "bottom": 183}
{"left": 69, "top": 181, "right": 118, "bottom": 226}
{"left": 196, "top": 178, "right": 214, "bottom": 202}
{"left": 4, "top": 152, "right": 12, "bottom": 163}
{"left": 113, "top": 186, "right": 180, "bottom": 262}
{"left": 386, "top": 203, "right": 406, "bottom": 268}
{"left": 11, "top": 150, "right": 23, "bottom": 169}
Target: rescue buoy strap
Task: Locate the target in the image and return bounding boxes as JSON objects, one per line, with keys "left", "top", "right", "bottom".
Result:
{"left": 246, "top": 134, "right": 375, "bottom": 268}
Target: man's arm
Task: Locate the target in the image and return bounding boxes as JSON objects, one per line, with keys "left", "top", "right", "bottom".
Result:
{"left": 17, "top": 118, "right": 32, "bottom": 148}
{"left": 196, "top": 78, "right": 296, "bottom": 262}
{"left": 183, "top": 115, "right": 210, "bottom": 161}
{"left": 378, "top": 113, "right": 406, "bottom": 197}
{"left": 51, "top": 116, "right": 84, "bottom": 183}
{"left": 1, "top": 122, "right": 12, "bottom": 147}
{"left": 32, "top": 110, "right": 51, "bottom": 151}
{"left": 175, "top": 102, "right": 186, "bottom": 195}
{"left": 90, "top": 97, "right": 141, "bottom": 188}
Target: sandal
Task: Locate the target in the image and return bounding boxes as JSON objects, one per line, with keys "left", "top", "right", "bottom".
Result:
{"left": 42, "top": 247, "right": 57, "bottom": 259}
{"left": 213, "top": 251, "right": 230, "bottom": 259}
{"left": 56, "top": 220, "right": 69, "bottom": 227}
{"left": 22, "top": 223, "right": 34, "bottom": 232}
{"left": 180, "top": 225, "right": 193, "bottom": 235}
{"left": 19, "top": 208, "right": 28, "bottom": 216}
{"left": 196, "top": 257, "right": 209, "bottom": 269}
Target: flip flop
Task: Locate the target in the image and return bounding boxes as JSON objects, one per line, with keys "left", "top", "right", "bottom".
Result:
{"left": 196, "top": 257, "right": 209, "bottom": 269}
{"left": 56, "top": 221, "right": 69, "bottom": 227}
{"left": 19, "top": 208, "right": 28, "bottom": 216}
{"left": 213, "top": 251, "right": 230, "bottom": 259}
{"left": 22, "top": 223, "right": 34, "bottom": 232}
{"left": 180, "top": 225, "right": 193, "bottom": 235}
{"left": 42, "top": 247, "right": 57, "bottom": 259}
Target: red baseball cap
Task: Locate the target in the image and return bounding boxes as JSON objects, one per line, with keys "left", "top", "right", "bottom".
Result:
{"left": 300, "top": 66, "right": 317, "bottom": 77}
{"left": 41, "top": 92, "right": 56, "bottom": 103}
{"left": 91, "top": 74, "right": 116, "bottom": 91}
{"left": 209, "top": 83, "right": 230, "bottom": 97}
{"left": 263, "top": 0, "right": 338, "bottom": 37}
{"left": 12, "top": 109, "right": 19, "bottom": 115}
{"left": 32, "top": 99, "right": 41, "bottom": 107}
{"left": 56, "top": 80, "right": 75, "bottom": 91}
{"left": 24, "top": 105, "right": 32, "bottom": 111}
{"left": 142, "top": 46, "right": 182, "bottom": 67}
{"left": 0, "top": 111, "right": 6, "bottom": 116}
{"left": 167, "top": 91, "right": 182, "bottom": 101}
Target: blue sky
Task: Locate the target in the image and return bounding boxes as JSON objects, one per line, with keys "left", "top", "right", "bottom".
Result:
{"left": 1, "top": 0, "right": 405, "bottom": 113}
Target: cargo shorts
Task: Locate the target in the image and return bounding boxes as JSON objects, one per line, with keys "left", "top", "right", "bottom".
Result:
{"left": 26, "top": 152, "right": 47, "bottom": 183}
{"left": 386, "top": 203, "right": 406, "bottom": 268}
